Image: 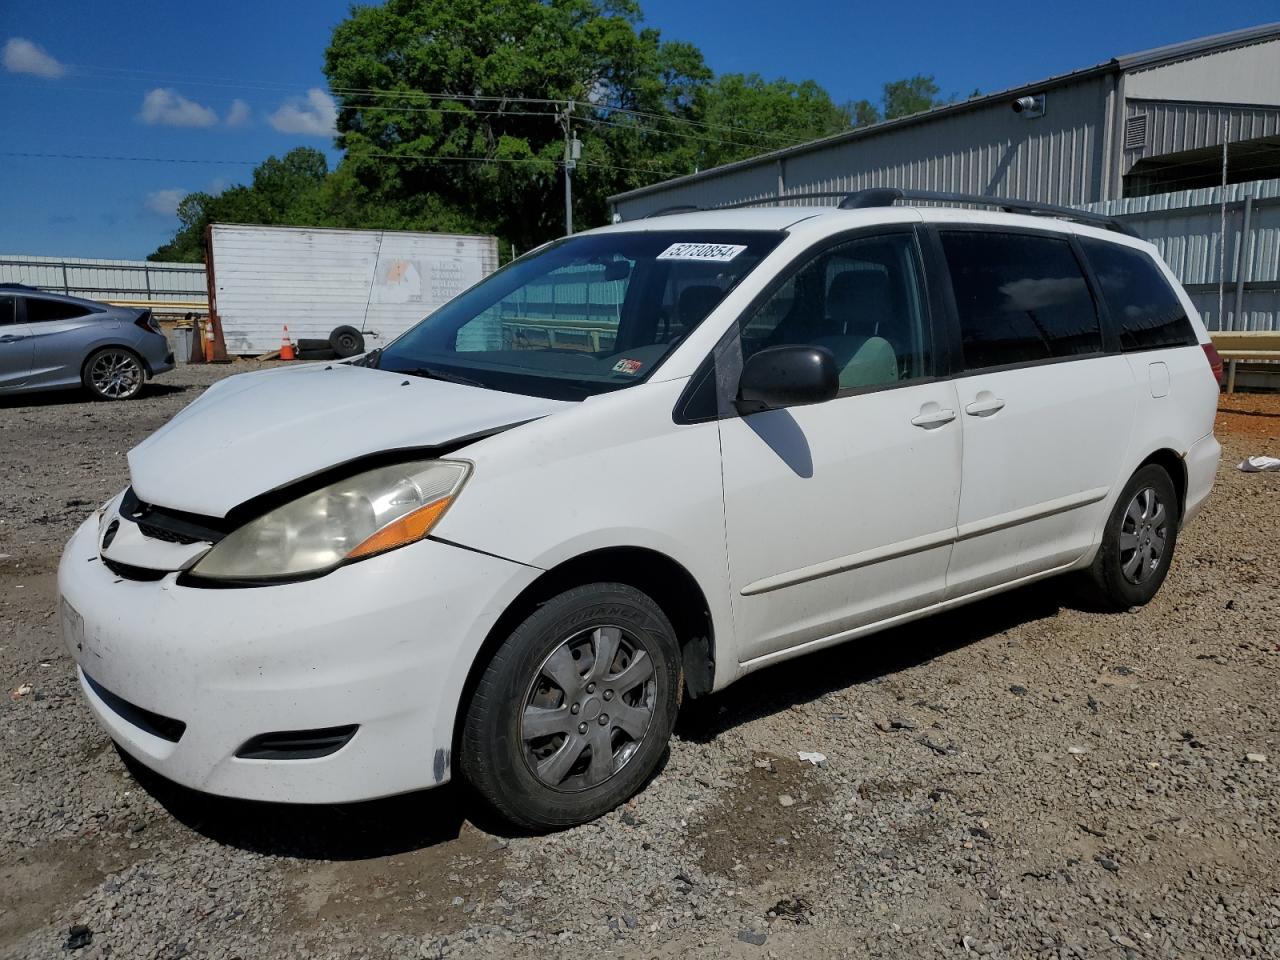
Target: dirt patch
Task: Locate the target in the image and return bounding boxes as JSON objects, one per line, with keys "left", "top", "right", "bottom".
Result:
{"left": 0, "top": 837, "right": 147, "bottom": 948}
{"left": 691, "top": 753, "right": 832, "bottom": 885}
{"left": 1216, "top": 391, "right": 1280, "bottom": 444}
{"left": 276, "top": 821, "right": 508, "bottom": 949}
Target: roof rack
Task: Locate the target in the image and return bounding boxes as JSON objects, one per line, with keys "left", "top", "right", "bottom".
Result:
{"left": 636, "top": 187, "right": 1138, "bottom": 237}
{"left": 837, "top": 187, "right": 1140, "bottom": 237}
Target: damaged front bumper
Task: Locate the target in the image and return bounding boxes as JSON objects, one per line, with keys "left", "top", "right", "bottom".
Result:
{"left": 58, "top": 513, "right": 540, "bottom": 804}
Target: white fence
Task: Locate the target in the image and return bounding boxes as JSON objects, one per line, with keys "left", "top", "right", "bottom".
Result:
{"left": 0, "top": 255, "right": 207, "bottom": 306}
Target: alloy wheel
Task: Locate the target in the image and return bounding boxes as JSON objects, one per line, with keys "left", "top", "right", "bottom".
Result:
{"left": 520, "top": 624, "right": 657, "bottom": 792}
{"left": 1119, "top": 486, "right": 1168, "bottom": 585}
{"left": 90, "top": 351, "right": 142, "bottom": 399}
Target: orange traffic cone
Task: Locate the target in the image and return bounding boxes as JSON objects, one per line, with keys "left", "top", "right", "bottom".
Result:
{"left": 279, "top": 324, "right": 296, "bottom": 361}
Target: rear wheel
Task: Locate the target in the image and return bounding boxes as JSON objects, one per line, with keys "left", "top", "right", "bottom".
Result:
{"left": 460, "top": 583, "right": 682, "bottom": 830}
{"left": 1083, "top": 463, "right": 1179, "bottom": 610}
{"left": 83, "top": 348, "right": 144, "bottom": 401}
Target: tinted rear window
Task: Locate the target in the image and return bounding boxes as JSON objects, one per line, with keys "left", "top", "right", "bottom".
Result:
{"left": 0, "top": 295, "right": 14, "bottom": 325}
{"left": 1079, "top": 238, "right": 1196, "bottom": 351}
{"left": 940, "top": 231, "right": 1101, "bottom": 371}
{"left": 25, "top": 297, "right": 93, "bottom": 323}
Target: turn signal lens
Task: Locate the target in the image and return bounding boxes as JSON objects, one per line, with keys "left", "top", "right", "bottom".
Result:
{"left": 347, "top": 496, "right": 454, "bottom": 560}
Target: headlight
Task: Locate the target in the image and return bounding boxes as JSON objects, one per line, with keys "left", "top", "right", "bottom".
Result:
{"left": 190, "top": 459, "right": 470, "bottom": 581}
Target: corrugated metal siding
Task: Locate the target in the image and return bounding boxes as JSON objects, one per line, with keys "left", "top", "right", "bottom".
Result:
{"left": 1123, "top": 37, "right": 1280, "bottom": 107}
{"left": 0, "top": 255, "right": 206, "bottom": 304}
{"left": 210, "top": 225, "right": 499, "bottom": 355}
{"left": 1082, "top": 177, "right": 1280, "bottom": 330}
{"left": 613, "top": 76, "right": 1110, "bottom": 220}
{"left": 1123, "top": 98, "right": 1280, "bottom": 170}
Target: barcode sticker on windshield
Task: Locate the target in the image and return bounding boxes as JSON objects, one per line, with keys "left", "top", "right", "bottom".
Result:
{"left": 656, "top": 242, "right": 747, "bottom": 262}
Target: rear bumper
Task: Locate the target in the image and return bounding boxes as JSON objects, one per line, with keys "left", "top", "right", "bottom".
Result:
{"left": 1182, "top": 431, "right": 1221, "bottom": 527}
{"left": 58, "top": 515, "right": 540, "bottom": 803}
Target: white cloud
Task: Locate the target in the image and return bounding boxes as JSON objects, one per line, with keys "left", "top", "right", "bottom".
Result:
{"left": 138, "top": 88, "right": 217, "bottom": 128}
{"left": 267, "top": 88, "right": 337, "bottom": 136}
{"left": 3, "top": 37, "right": 66, "bottom": 78}
{"left": 225, "top": 98, "right": 251, "bottom": 127}
{"left": 144, "top": 189, "right": 186, "bottom": 218}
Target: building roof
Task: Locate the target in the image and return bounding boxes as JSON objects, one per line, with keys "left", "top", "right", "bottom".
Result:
{"left": 609, "top": 21, "right": 1280, "bottom": 206}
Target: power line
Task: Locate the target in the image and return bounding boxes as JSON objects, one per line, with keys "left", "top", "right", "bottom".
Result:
{"left": 12, "top": 59, "right": 811, "bottom": 145}
{"left": 0, "top": 150, "right": 675, "bottom": 177}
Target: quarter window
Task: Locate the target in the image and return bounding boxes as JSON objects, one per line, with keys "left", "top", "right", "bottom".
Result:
{"left": 940, "top": 232, "right": 1101, "bottom": 370}
{"left": 738, "top": 233, "right": 930, "bottom": 391}
{"left": 1079, "top": 238, "right": 1197, "bottom": 351}
{"left": 24, "top": 297, "right": 92, "bottom": 323}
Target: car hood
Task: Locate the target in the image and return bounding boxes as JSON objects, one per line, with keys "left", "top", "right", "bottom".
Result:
{"left": 128, "top": 363, "right": 570, "bottom": 516}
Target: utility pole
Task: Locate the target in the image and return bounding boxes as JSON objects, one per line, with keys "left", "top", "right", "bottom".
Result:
{"left": 560, "top": 101, "right": 581, "bottom": 235}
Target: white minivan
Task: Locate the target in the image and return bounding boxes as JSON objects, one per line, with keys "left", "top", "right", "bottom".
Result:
{"left": 59, "top": 190, "right": 1223, "bottom": 829}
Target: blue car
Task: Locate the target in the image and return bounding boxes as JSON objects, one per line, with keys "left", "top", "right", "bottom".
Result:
{"left": 0, "top": 284, "right": 175, "bottom": 400}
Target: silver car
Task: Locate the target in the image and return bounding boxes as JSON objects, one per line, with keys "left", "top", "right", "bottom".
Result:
{"left": 0, "top": 284, "right": 175, "bottom": 401}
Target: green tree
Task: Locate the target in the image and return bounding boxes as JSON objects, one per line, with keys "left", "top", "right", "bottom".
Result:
{"left": 149, "top": 148, "right": 330, "bottom": 262}
{"left": 881, "top": 74, "right": 948, "bottom": 120}
{"left": 691, "top": 73, "right": 853, "bottom": 168}
{"left": 322, "top": 0, "right": 712, "bottom": 251}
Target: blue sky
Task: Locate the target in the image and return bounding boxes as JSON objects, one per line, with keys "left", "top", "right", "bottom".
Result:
{"left": 1, "top": 0, "right": 1276, "bottom": 260}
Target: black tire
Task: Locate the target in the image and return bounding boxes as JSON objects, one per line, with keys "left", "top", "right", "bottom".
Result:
{"left": 1082, "top": 463, "right": 1180, "bottom": 610}
{"left": 82, "top": 347, "right": 145, "bottom": 401}
{"left": 296, "top": 347, "right": 337, "bottom": 361}
{"left": 460, "top": 583, "right": 682, "bottom": 831}
{"left": 329, "top": 325, "right": 365, "bottom": 359}
{"left": 296, "top": 338, "right": 331, "bottom": 352}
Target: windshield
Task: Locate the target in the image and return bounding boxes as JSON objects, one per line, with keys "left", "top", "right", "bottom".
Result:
{"left": 373, "top": 229, "right": 783, "bottom": 400}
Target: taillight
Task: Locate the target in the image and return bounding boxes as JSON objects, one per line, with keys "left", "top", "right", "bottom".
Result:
{"left": 1201, "top": 341, "right": 1224, "bottom": 385}
{"left": 134, "top": 310, "right": 159, "bottom": 334}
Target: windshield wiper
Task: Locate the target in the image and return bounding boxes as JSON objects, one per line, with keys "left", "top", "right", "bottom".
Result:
{"left": 403, "top": 365, "right": 486, "bottom": 388}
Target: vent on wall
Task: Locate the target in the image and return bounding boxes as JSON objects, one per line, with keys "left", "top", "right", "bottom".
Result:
{"left": 1124, "top": 115, "right": 1149, "bottom": 150}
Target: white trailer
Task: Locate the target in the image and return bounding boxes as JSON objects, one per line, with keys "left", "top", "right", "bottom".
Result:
{"left": 207, "top": 223, "right": 500, "bottom": 356}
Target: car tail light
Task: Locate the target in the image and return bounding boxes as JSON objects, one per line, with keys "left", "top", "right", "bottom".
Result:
{"left": 134, "top": 310, "right": 160, "bottom": 334}
{"left": 1201, "top": 341, "right": 1224, "bottom": 385}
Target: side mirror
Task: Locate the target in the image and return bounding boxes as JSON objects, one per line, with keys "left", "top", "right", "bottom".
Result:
{"left": 735, "top": 345, "right": 839, "bottom": 415}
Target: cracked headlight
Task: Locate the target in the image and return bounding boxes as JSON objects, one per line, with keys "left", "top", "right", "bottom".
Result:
{"left": 190, "top": 459, "right": 469, "bottom": 581}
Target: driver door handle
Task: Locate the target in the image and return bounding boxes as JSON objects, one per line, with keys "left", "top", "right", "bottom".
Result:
{"left": 0, "top": 334, "right": 25, "bottom": 343}
{"left": 965, "top": 394, "right": 1006, "bottom": 417}
{"left": 911, "top": 406, "right": 957, "bottom": 429}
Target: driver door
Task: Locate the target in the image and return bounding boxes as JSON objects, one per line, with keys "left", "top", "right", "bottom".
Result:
{"left": 0, "top": 295, "right": 34, "bottom": 390}
{"left": 717, "top": 228, "right": 964, "bottom": 664}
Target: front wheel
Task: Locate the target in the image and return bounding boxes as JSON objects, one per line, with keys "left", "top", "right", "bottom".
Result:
{"left": 1082, "top": 463, "right": 1180, "bottom": 610}
{"left": 83, "top": 348, "right": 144, "bottom": 401}
{"left": 460, "top": 583, "right": 682, "bottom": 831}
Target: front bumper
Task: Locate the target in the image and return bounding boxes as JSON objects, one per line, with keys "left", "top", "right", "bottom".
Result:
{"left": 58, "top": 516, "right": 539, "bottom": 803}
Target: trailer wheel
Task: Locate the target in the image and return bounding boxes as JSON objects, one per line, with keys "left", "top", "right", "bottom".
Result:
{"left": 329, "top": 326, "right": 365, "bottom": 358}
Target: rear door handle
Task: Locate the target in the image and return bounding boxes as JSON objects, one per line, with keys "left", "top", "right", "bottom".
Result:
{"left": 911, "top": 405, "right": 957, "bottom": 429}
{"left": 964, "top": 394, "right": 1006, "bottom": 417}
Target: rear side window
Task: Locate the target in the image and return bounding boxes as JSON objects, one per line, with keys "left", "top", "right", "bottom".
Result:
{"left": 25, "top": 297, "right": 92, "bottom": 323}
{"left": 940, "top": 231, "right": 1101, "bottom": 370}
{"left": 0, "top": 295, "right": 14, "bottom": 325}
{"left": 1079, "top": 238, "right": 1197, "bottom": 351}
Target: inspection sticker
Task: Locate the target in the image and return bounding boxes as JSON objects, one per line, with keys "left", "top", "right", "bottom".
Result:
{"left": 612, "top": 358, "right": 644, "bottom": 375}
{"left": 656, "top": 242, "right": 747, "bottom": 262}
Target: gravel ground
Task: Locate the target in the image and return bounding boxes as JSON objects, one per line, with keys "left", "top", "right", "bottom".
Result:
{"left": 2, "top": 363, "right": 1278, "bottom": 960}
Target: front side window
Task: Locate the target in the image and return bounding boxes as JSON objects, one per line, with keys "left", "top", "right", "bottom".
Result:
{"left": 25, "top": 297, "right": 92, "bottom": 323}
{"left": 737, "top": 232, "right": 930, "bottom": 391}
{"left": 1079, "top": 238, "right": 1196, "bottom": 351}
{"left": 376, "top": 230, "right": 783, "bottom": 400}
{"left": 941, "top": 231, "right": 1101, "bottom": 371}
